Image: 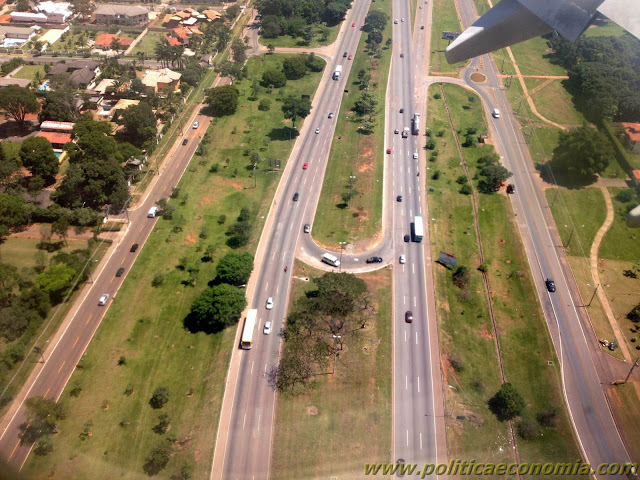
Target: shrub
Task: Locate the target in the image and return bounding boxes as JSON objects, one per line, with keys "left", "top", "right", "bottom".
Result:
{"left": 209, "top": 163, "right": 220, "bottom": 173}
{"left": 217, "top": 214, "right": 226, "bottom": 225}
{"left": 449, "top": 355, "right": 464, "bottom": 372}
{"left": 434, "top": 92, "right": 441, "bottom": 99}
{"left": 151, "top": 273, "right": 165, "bottom": 287}
{"left": 489, "top": 382, "right": 526, "bottom": 421}
{"left": 118, "top": 356, "right": 126, "bottom": 366}
{"left": 456, "top": 175, "right": 468, "bottom": 184}
{"left": 452, "top": 266, "right": 470, "bottom": 288}
{"left": 517, "top": 416, "right": 539, "bottom": 440}
{"left": 478, "top": 263, "right": 488, "bottom": 273}
{"left": 536, "top": 407, "right": 559, "bottom": 427}
{"left": 149, "top": 386, "right": 169, "bottom": 409}
{"left": 460, "top": 184, "right": 472, "bottom": 195}
{"left": 258, "top": 98, "right": 271, "bottom": 111}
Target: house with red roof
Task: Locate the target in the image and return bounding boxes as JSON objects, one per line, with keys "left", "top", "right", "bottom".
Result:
{"left": 93, "top": 33, "right": 134, "bottom": 51}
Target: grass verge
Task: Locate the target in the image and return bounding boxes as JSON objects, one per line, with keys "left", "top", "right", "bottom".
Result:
{"left": 509, "top": 36, "right": 567, "bottom": 77}
{"left": 22, "top": 54, "right": 326, "bottom": 480}
{"left": 313, "top": 0, "right": 391, "bottom": 248}
{"left": 524, "top": 78, "right": 586, "bottom": 126}
{"left": 258, "top": 23, "right": 340, "bottom": 48}
{"left": 607, "top": 383, "right": 640, "bottom": 463}
{"left": 429, "top": 0, "right": 467, "bottom": 75}
{"left": 271, "top": 262, "right": 391, "bottom": 479}
{"left": 129, "top": 31, "right": 166, "bottom": 57}
{"left": 13, "top": 64, "right": 45, "bottom": 81}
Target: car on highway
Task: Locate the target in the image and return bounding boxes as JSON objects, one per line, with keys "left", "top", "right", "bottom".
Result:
{"left": 507, "top": 184, "right": 515, "bottom": 194}
{"left": 405, "top": 311, "right": 413, "bottom": 323}
{"left": 421, "top": 25, "right": 425, "bottom": 29}
{"left": 352, "top": 22, "right": 356, "bottom": 27}
{"left": 413, "top": 152, "right": 418, "bottom": 159}
{"left": 404, "top": 234, "right": 410, "bottom": 242}
{"left": 266, "top": 297, "right": 274, "bottom": 310}
{"left": 348, "top": 54, "right": 352, "bottom": 60}
{"left": 98, "top": 294, "right": 110, "bottom": 306}
{"left": 492, "top": 108, "right": 501, "bottom": 118}
{"left": 397, "top": 195, "right": 403, "bottom": 202}
{"left": 116, "top": 267, "right": 125, "bottom": 277}
{"left": 394, "top": 128, "right": 399, "bottom": 134}
{"left": 328, "top": 112, "right": 334, "bottom": 118}
{"left": 343, "top": 51, "right": 348, "bottom": 57}
{"left": 400, "top": 53, "right": 404, "bottom": 58}
{"left": 394, "top": 18, "right": 398, "bottom": 24}
{"left": 130, "top": 243, "right": 139, "bottom": 252}
{"left": 399, "top": 108, "right": 404, "bottom": 113}
{"left": 193, "top": 121, "right": 199, "bottom": 129}
{"left": 304, "top": 224, "right": 311, "bottom": 233}
{"left": 293, "top": 192, "right": 299, "bottom": 201}
{"left": 399, "top": 255, "right": 406, "bottom": 264}
{"left": 303, "top": 162, "right": 308, "bottom": 169}
{"left": 315, "top": 127, "right": 320, "bottom": 134}
{"left": 545, "top": 279, "right": 556, "bottom": 292}
{"left": 366, "top": 256, "right": 383, "bottom": 264}
{"left": 401, "top": 17, "right": 405, "bottom": 22}
{"left": 263, "top": 321, "right": 272, "bottom": 334}
{"left": 386, "top": 148, "right": 392, "bottom": 154}
{"left": 182, "top": 138, "right": 188, "bottom": 145}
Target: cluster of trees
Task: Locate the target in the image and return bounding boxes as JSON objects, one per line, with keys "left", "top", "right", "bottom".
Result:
{"left": 257, "top": 0, "right": 351, "bottom": 40}
{"left": 261, "top": 53, "right": 324, "bottom": 88}
{"left": 225, "top": 207, "right": 253, "bottom": 248}
{"left": 269, "top": 272, "right": 373, "bottom": 393}
{"left": 549, "top": 33, "right": 640, "bottom": 122}
{"left": 185, "top": 251, "right": 254, "bottom": 333}
{"left": 476, "top": 153, "right": 512, "bottom": 193}
{"left": 362, "top": 10, "right": 388, "bottom": 54}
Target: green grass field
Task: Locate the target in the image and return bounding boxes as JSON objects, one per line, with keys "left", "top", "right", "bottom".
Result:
{"left": 129, "top": 31, "right": 166, "bottom": 56}
{"left": 600, "top": 188, "right": 640, "bottom": 262}
{"left": 22, "top": 54, "right": 326, "bottom": 480}
{"left": 429, "top": 83, "right": 583, "bottom": 468}
{"left": 524, "top": 78, "right": 586, "bottom": 126}
{"left": 584, "top": 20, "right": 627, "bottom": 38}
{"left": 258, "top": 22, "right": 340, "bottom": 48}
{"left": 430, "top": 0, "right": 467, "bottom": 74}
{"left": 12, "top": 64, "right": 45, "bottom": 81}
{"left": 509, "top": 35, "right": 567, "bottom": 77}
{"left": 48, "top": 30, "right": 91, "bottom": 52}
{"left": 271, "top": 263, "right": 391, "bottom": 479}
{"left": 312, "top": 0, "right": 391, "bottom": 248}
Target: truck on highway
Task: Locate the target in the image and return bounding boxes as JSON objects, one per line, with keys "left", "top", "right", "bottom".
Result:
{"left": 333, "top": 65, "right": 343, "bottom": 80}
{"left": 411, "top": 113, "right": 420, "bottom": 135}
{"left": 402, "top": 127, "right": 410, "bottom": 138}
{"left": 412, "top": 215, "right": 424, "bottom": 242}
{"left": 240, "top": 309, "right": 258, "bottom": 349}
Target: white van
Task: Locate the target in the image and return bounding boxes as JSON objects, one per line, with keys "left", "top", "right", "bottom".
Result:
{"left": 492, "top": 108, "right": 501, "bottom": 118}
{"left": 148, "top": 206, "right": 158, "bottom": 218}
{"left": 322, "top": 253, "right": 340, "bottom": 267}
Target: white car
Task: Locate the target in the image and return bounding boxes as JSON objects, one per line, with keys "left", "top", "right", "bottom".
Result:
{"left": 263, "top": 321, "right": 272, "bottom": 334}
{"left": 413, "top": 152, "right": 418, "bottom": 159}
{"left": 266, "top": 297, "right": 274, "bottom": 310}
{"left": 394, "top": 19, "right": 398, "bottom": 24}
{"left": 492, "top": 108, "right": 501, "bottom": 118}
{"left": 328, "top": 112, "right": 334, "bottom": 119}
{"left": 399, "top": 255, "right": 406, "bottom": 264}
{"left": 193, "top": 121, "right": 199, "bottom": 129}
{"left": 401, "top": 18, "right": 405, "bottom": 22}
{"left": 98, "top": 293, "right": 109, "bottom": 306}
{"left": 315, "top": 128, "right": 320, "bottom": 134}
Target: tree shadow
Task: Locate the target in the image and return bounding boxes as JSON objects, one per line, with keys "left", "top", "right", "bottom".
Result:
{"left": 267, "top": 126, "right": 298, "bottom": 141}
{"left": 335, "top": 202, "right": 348, "bottom": 209}
{"left": 36, "top": 240, "right": 65, "bottom": 252}
{"left": 183, "top": 312, "right": 224, "bottom": 335}
{"left": 536, "top": 161, "right": 597, "bottom": 189}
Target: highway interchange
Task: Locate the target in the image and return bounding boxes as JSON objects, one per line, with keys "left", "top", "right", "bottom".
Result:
{"left": 0, "top": 0, "right": 635, "bottom": 477}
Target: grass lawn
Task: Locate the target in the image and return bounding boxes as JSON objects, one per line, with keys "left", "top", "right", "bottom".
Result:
{"left": 12, "top": 64, "right": 45, "bottom": 81}
{"left": 312, "top": 0, "right": 391, "bottom": 249}
{"left": 600, "top": 188, "right": 640, "bottom": 262}
{"left": 129, "top": 30, "right": 166, "bottom": 57}
{"left": 524, "top": 78, "right": 586, "bottom": 126}
{"left": 493, "top": 48, "right": 518, "bottom": 76}
{"left": 271, "top": 263, "right": 391, "bottom": 479}
{"left": 430, "top": 83, "right": 582, "bottom": 467}
{"left": 473, "top": 0, "right": 491, "bottom": 15}
{"left": 48, "top": 30, "right": 92, "bottom": 52}
{"left": 430, "top": 0, "right": 467, "bottom": 74}
{"left": 0, "top": 236, "right": 90, "bottom": 271}
{"left": 22, "top": 54, "right": 326, "bottom": 480}
{"left": 584, "top": 20, "right": 627, "bottom": 38}
{"left": 607, "top": 383, "right": 640, "bottom": 463}
{"left": 509, "top": 36, "right": 567, "bottom": 77}
{"left": 258, "top": 22, "right": 340, "bottom": 48}
{"left": 546, "top": 187, "right": 606, "bottom": 259}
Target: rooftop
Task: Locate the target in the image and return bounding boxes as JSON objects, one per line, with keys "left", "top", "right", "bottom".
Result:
{"left": 622, "top": 122, "right": 640, "bottom": 142}
{"left": 142, "top": 68, "right": 181, "bottom": 87}
{"left": 37, "top": 131, "right": 72, "bottom": 145}
{"left": 40, "top": 120, "right": 75, "bottom": 131}
{"left": 93, "top": 4, "right": 149, "bottom": 17}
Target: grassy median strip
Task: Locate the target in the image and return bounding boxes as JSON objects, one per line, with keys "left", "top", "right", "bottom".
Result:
{"left": 428, "top": 83, "right": 582, "bottom": 469}
{"left": 429, "top": 0, "right": 466, "bottom": 75}
{"left": 22, "top": 54, "right": 325, "bottom": 480}
{"left": 271, "top": 262, "right": 392, "bottom": 479}
{"left": 313, "top": 0, "right": 391, "bottom": 248}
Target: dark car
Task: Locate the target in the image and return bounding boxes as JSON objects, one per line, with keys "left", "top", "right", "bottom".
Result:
{"left": 506, "top": 184, "right": 515, "bottom": 194}
{"left": 293, "top": 192, "right": 299, "bottom": 201}
{"left": 405, "top": 311, "right": 413, "bottom": 323}
{"left": 545, "top": 279, "right": 556, "bottom": 292}
{"left": 116, "top": 267, "right": 125, "bottom": 277}
{"left": 404, "top": 234, "right": 410, "bottom": 242}
{"left": 182, "top": 138, "right": 188, "bottom": 145}
{"left": 399, "top": 108, "right": 404, "bottom": 113}
{"left": 366, "top": 256, "right": 383, "bottom": 264}
{"left": 343, "top": 51, "right": 348, "bottom": 57}
{"left": 397, "top": 195, "right": 403, "bottom": 202}
{"left": 130, "top": 243, "right": 139, "bottom": 253}
{"left": 304, "top": 224, "right": 310, "bottom": 233}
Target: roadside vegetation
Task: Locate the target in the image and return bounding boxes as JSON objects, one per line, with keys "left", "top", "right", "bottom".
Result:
{"left": 313, "top": 0, "right": 392, "bottom": 248}
{"left": 429, "top": 0, "right": 466, "bottom": 75}
{"left": 427, "top": 83, "right": 582, "bottom": 468}
{"left": 21, "top": 53, "right": 326, "bottom": 480}
{"left": 271, "top": 262, "right": 391, "bottom": 478}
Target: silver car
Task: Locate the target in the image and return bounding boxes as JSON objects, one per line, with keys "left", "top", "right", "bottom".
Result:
{"left": 263, "top": 321, "right": 272, "bottom": 334}
{"left": 98, "top": 294, "right": 110, "bottom": 306}
{"left": 266, "top": 297, "right": 274, "bottom": 310}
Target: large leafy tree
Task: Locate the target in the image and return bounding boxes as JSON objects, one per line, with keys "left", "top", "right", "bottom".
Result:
{"left": 35, "top": 264, "right": 77, "bottom": 304}
{"left": 489, "top": 382, "right": 526, "bottom": 421}
{"left": 19, "top": 396, "right": 66, "bottom": 443}
{"left": 0, "top": 193, "right": 32, "bottom": 237}
{"left": 363, "top": 10, "right": 388, "bottom": 32}
{"left": 551, "top": 125, "right": 614, "bottom": 181}
{"left": 0, "top": 86, "right": 39, "bottom": 126}
{"left": 206, "top": 85, "right": 239, "bottom": 116}
{"left": 281, "top": 95, "right": 311, "bottom": 127}
{"left": 120, "top": 102, "right": 157, "bottom": 147}
{"left": 19, "top": 137, "right": 59, "bottom": 182}
{"left": 215, "top": 252, "right": 254, "bottom": 286}
{"left": 70, "top": 0, "right": 94, "bottom": 18}
{"left": 261, "top": 68, "right": 287, "bottom": 88}
{"left": 38, "top": 89, "right": 78, "bottom": 123}
{"left": 282, "top": 56, "right": 308, "bottom": 80}
{"left": 187, "top": 283, "right": 247, "bottom": 333}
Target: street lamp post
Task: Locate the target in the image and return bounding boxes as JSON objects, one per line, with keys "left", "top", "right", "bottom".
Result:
{"left": 339, "top": 242, "right": 346, "bottom": 273}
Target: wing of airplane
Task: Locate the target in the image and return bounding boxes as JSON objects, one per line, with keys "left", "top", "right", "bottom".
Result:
{"left": 445, "top": 0, "right": 640, "bottom": 64}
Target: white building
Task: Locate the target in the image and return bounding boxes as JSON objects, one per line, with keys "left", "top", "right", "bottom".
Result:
{"left": 37, "top": 2, "right": 73, "bottom": 23}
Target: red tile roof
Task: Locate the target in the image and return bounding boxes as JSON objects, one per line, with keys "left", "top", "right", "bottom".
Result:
{"left": 165, "top": 34, "right": 181, "bottom": 46}
{"left": 171, "top": 26, "right": 191, "bottom": 41}
{"left": 38, "top": 131, "right": 72, "bottom": 145}
{"left": 94, "top": 33, "right": 134, "bottom": 48}
{"left": 622, "top": 122, "right": 640, "bottom": 142}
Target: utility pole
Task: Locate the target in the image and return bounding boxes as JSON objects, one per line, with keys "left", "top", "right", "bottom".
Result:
{"left": 624, "top": 357, "right": 640, "bottom": 384}
{"left": 33, "top": 346, "right": 45, "bottom": 363}
{"left": 550, "top": 188, "right": 560, "bottom": 208}
{"left": 587, "top": 284, "right": 599, "bottom": 307}
{"left": 339, "top": 242, "right": 346, "bottom": 273}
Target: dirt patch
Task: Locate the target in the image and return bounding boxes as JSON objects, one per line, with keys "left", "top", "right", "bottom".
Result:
{"left": 185, "top": 235, "right": 197, "bottom": 243}
{"left": 480, "top": 325, "right": 492, "bottom": 339}
{"left": 465, "top": 411, "right": 485, "bottom": 427}
{"left": 470, "top": 72, "right": 487, "bottom": 83}
{"left": 174, "top": 436, "right": 193, "bottom": 451}
{"left": 306, "top": 406, "right": 318, "bottom": 415}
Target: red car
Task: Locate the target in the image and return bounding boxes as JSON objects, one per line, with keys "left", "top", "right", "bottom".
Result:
{"left": 302, "top": 162, "right": 309, "bottom": 169}
{"left": 386, "top": 148, "right": 392, "bottom": 154}
{"left": 348, "top": 54, "right": 352, "bottom": 60}
{"left": 352, "top": 22, "right": 356, "bottom": 27}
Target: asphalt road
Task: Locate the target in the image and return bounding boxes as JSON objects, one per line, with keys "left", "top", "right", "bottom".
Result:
{"left": 451, "top": 0, "right": 631, "bottom": 474}
{"left": 214, "top": 1, "right": 377, "bottom": 478}
{"left": 0, "top": 106, "right": 212, "bottom": 470}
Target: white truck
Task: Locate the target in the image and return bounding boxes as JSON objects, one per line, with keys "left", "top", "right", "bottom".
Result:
{"left": 333, "top": 65, "right": 343, "bottom": 80}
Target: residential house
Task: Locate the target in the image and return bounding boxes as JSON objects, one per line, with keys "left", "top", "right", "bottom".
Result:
{"left": 93, "top": 33, "right": 134, "bottom": 51}
{"left": 622, "top": 122, "right": 640, "bottom": 154}
{"left": 38, "top": 120, "right": 75, "bottom": 149}
{"left": 93, "top": 4, "right": 149, "bottom": 26}
{"left": 202, "top": 9, "right": 222, "bottom": 22}
{"left": 49, "top": 59, "right": 99, "bottom": 76}
{"left": 36, "top": 1, "right": 73, "bottom": 23}
{"left": 69, "top": 67, "right": 96, "bottom": 88}
{"left": 0, "top": 78, "right": 31, "bottom": 88}
{"left": 108, "top": 98, "right": 139, "bottom": 121}
{"left": 170, "top": 26, "right": 192, "bottom": 46}
{"left": 0, "top": 25, "right": 38, "bottom": 46}
{"left": 10, "top": 12, "right": 48, "bottom": 23}
{"left": 141, "top": 68, "right": 181, "bottom": 94}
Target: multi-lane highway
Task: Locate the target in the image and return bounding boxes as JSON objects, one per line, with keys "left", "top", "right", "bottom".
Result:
{"left": 0, "top": 104, "right": 213, "bottom": 470}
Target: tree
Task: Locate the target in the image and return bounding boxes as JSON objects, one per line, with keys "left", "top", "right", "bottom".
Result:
{"left": 38, "top": 89, "right": 78, "bottom": 123}
{"left": 153, "top": 413, "right": 171, "bottom": 435}
{"left": 188, "top": 283, "right": 247, "bottom": 332}
{"left": 267, "top": 44, "right": 275, "bottom": 53}
{"left": 35, "top": 264, "right": 77, "bottom": 304}
{"left": 481, "top": 165, "right": 512, "bottom": 192}
{"left": 363, "top": 10, "right": 388, "bottom": 32}
{"left": 305, "top": 53, "right": 325, "bottom": 72}
{"left": 121, "top": 102, "right": 157, "bottom": 147}
{"left": 144, "top": 442, "right": 172, "bottom": 476}
{"left": 516, "top": 417, "right": 540, "bottom": 440}
{"left": 0, "top": 193, "right": 32, "bottom": 233}
{"left": 489, "top": 382, "right": 526, "bottom": 421}
{"left": 0, "top": 86, "right": 39, "bottom": 126}
{"left": 149, "top": 386, "right": 170, "bottom": 409}
{"left": 225, "top": 3, "right": 241, "bottom": 20}
{"left": 51, "top": 217, "right": 70, "bottom": 246}
{"left": 366, "top": 30, "right": 383, "bottom": 50}
{"left": 258, "top": 98, "right": 271, "bottom": 111}
{"left": 324, "top": 1, "right": 349, "bottom": 25}
{"left": 281, "top": 95, "right": 311, "bottom": 128}
{"left": 216, "top": 252, "right": 254, "bottom": 286}
{"left": 551, "top": 126, "right": 614, "bottom": 181}
{"left": 71, "top": 0, "right": 95, "bottom": 18}
{"left": 231, "top": 37, "right": 247, "bottom": 64}
{"left": 19, "top": 396, "right": 66, "bottom": 443}
{"left": 282, "top": 56, "right": 308, "bottom": 80}
{"left": 627, "top": 303, "right": 640, "bottom": 323}
{"left": 452, "top": 266, "right": 470, "bottom": 289}
{"left": 206, "top": 85, "right": 239, "bottom": 117}
{"left": 261, "top": 68, "right": 286, "bottom": 88}
{"left": 15, "top": 0, "right": 30, "bottom": 11}
{"left": 19, "top": 137, "right": 59, "bottom": 182}
{"left": 261, "top": 16, "right": 283, "bottom": 38}
{"left": 216, "top": 60, "right": 243, "bottom": 82}
{"left": 110, "top": 37, "right": 122, "bottom": 53}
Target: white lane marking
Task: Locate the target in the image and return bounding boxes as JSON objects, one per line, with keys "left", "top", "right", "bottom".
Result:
{"left": 406, "top": 429, "right": 409, "bottom": 447}
{"left": 265, "top": 282, "right": 269, "bottom": 290}
{"left": 276, "top": 284, "right": 280, "bottom": 295}
{"left": 257, "top": 413, "right": 262, "bottom": 432}
{"left": 250, "top": 361, "right": 254, "bottom": 376}
{"left": 406, "top": 375, "right": 408, "bottom": 390}
{"left": 420, "top": 433, "right": 423, "bottom": 450}
{"left": 264, "top": 363, "right": 268, "bottom": 374}
{"left": 412, "top": 263, "right": 415, "bottom": 274}
{"left": 243, "top": 413, "right": 247, "bottom": 429}
{"left": 414, "top": 296, "right": 417, "bottom": 307}
{"left": 409, "top": 187, "right": 412, "bottom": 195}
{"left": 289, "top": 222, "right": 293, "bottom": 231}
{"left": 403, "top": 295, "right": 406, "bottom": 305}
{"left": 415, "top": 331, "right": 418, "bottom": 345}
{"left": 417, "top": 376, "right": 421, "bottom": 393}
{"left": 410, "top": 208, "right": 413, "bottom": 217}
{"left": 404, "top": 330, "right": 407, "bottom": 342}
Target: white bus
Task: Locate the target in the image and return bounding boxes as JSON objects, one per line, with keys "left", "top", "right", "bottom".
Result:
{"left": 322, "top": 253, "right": 340, "bottom": 267}
{"left": 240, "top": 309, "right": 258, "bottom": 349}
{"left": 412, "top": 215, "right": 424, "bottom": 242}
